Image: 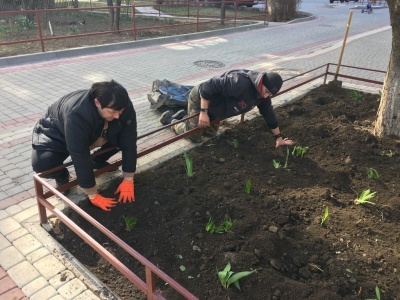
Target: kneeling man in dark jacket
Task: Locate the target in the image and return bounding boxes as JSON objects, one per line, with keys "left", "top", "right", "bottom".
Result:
{"left": 31, "top": 80, "right": 137, "bottom": 211}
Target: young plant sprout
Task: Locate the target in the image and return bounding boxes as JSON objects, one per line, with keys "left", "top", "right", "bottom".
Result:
{"left": 245, "top": 179, "right": 252, "bottom": 194}
{"left": 292, "top": 145, "right": 309, "bottom": 158}
{"left": 284, "top": 147, "right": 290, "bottom": 168}
{"left": 205, "top": 217, "right": 217, "bottom": 233}
{"left": 380, "top": 150, "right": 394, "bottom": 158}
{"left": 222, "top": 215, "right": 233, "bottom": 232}
{"left": 183, "top": 152, "right": 193, "bottom": 177}
{"left": 218, "top": 262, "right": 255, "bottom": 290}
{"left": 122, "top": 215, "right": 137, "bottom": 231}
{"left": 229, "top": 139, "right": 239, "bottom": 148}
{"left": 272, "top": 159, "right": 281, "bottom": 169}
{"left": 206, "top": 215, "right": 233, "bottom": 234}
{"left": 366, "top": 167, "right": 381, "bottom": 180}
{"left": 354, "top": 189, "right": 377, "bottom": 205}
{"left": 366, "top": 286, "right": 381, "bottom": 300}
{"left": 320, "top": 206, "right": 329, "bottom": 225}
{"left": 348, "top": 90, "right": 363, "bottom": 100}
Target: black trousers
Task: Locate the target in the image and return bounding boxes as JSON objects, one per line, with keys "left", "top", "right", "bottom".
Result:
{"left": 31, "top": 142, "right": 119, "bottom": 179}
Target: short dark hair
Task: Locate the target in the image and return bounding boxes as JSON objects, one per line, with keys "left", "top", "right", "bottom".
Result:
{"left": 90, "top": 80, "right": 130, "bottom": 110}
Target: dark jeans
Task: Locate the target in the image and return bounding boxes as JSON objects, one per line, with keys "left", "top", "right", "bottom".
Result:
{"left": 31, "top": 142, "right": 119, "bottom": 179}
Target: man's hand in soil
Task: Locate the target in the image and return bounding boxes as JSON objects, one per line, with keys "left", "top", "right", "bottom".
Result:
{"left": 115, "top": 180, "right": 135, "bottom": 203}
{"left": 89, "top": 194, "right": 117, "bottom": 211}
{"left": 276, "top": 137, "right": 294, "bottom": 149}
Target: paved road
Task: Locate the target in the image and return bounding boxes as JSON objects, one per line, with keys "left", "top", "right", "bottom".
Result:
{"left": 0, "top": 1, "right": 392, "bottom": 299}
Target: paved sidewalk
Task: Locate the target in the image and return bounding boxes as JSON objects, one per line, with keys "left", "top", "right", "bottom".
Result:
{"left": 0, "top": 2, "right": 391, "bottom": 299}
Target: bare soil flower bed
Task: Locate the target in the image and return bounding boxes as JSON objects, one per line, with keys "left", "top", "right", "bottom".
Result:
{"left": 50, "top": 84, "right": 400, "bottom": 300}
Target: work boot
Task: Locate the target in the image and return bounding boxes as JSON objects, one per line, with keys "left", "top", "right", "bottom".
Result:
{"left": 171, "top": 109, "right": 186, "bottom": 120}
{"left": 159, "top": 110, "right": 174, "bottom": 125}
{"left": 55, "top": 169, "right": 70, "bottom": 196}
{"left": 92, "top": 160, "right": 119, "bottom": 172}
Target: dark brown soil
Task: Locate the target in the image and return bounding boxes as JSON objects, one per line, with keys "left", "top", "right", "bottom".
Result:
{"left": 50, "top": 84, "right": 400, "bottom": 300}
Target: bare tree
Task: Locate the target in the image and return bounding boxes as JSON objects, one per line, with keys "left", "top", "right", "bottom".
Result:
{"left": 107, "top": 0, "right": 122, "bottom": 30}
{"left": 374, "top": 0, "right": 400, "bottom": 137}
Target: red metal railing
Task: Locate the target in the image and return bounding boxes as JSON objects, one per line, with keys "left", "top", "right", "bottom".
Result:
{"left": 34, "top": 63, "right": 385, "bottom": 299}
{"left": 0, "top": 1, "right": 268, "bottom": 54}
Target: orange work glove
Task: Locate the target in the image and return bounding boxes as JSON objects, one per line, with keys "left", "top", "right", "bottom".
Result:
{"left": 89, "top": 194, "right": 117, "bottom": 212}
{"left": 114, "top": 180, "right": 135, "bottom": 203}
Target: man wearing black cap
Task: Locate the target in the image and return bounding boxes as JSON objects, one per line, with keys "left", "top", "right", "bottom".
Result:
{"left": 169, "top": 69, "right": 293, "bottom": 148}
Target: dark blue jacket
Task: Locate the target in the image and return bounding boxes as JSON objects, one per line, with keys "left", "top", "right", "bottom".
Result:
{"left": 199, "top": 69, "right": 278, "bottom": 129}
{"left": 32, "top": 89, "right": 137, "bottom": 189}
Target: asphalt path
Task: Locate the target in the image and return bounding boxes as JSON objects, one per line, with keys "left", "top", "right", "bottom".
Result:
{"left": 0, "top": 0, "right": 391, "bottom": 204}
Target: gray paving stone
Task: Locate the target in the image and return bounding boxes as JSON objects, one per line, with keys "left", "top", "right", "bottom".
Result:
{"left": 21, "top": 276, "right": 49, "bottom": 297}
{"left": 18, "top": 197, "right": 37, "bottom": 209}
{"left": 0, "top": 233, "right": 11, "bottom": 251}
{"left": 26, "top": 247, "right": 51, "bottom": 264}
{"left": 49, "top": 270, "right": 75, "bottom": 290}
{"left": 57, "top": 278, "right": 87, "bottom": 300}
{"left": 0, "top": 216, "right": 22, "bottom": 236}
{"left": 5, "top": 227, "right": 28, "bottom": 242}
{"left": 33, "top": 255, "right": 67, "bottom": 280}
{"left": 0, "top": 210, "right": 9, "bottom": 221}
{"left": 0, "top": 245, "right": 25, "bottom": 270}
{"left": 13, "top": 205, "right": 40, "bottom": 223}
{"left": 4, "top": 204, "right": 23, "bottom": 216}
{"left": 30, "top": 285, "right": 58, "bottom": 300}
{"left": 7, "top": 260, "right": 41, "bottom": 287}
{"left": 13, "top": 233, "right": 42, "bottom": 256}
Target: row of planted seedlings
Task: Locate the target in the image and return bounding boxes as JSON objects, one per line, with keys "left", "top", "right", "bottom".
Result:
{"left": 176, "top": 132, "right": 392, "bottom": 298}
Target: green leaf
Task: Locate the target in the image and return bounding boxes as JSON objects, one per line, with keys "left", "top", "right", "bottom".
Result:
{"left": 226, "top": 270, "right": 255, "bottom": 288}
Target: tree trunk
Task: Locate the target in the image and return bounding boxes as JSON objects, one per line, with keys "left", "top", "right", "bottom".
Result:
{"left": 374, "top": 0, "right": 400, "bottom": 137}
{"left": 220, "top": 1, "right": 226, "bottom": 25}
{"left": 115, "top": 0, "right": 121, "bottom": 31}
{"left": 107, "top": 0, "right": 115, "bottom": 30}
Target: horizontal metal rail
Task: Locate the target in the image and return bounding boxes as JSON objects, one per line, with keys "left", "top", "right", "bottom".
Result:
{"left": 0, "top": 0, "right": 268, "bottom": 53}
{"left": 34, "top": 63, "right": 385, "bottom": 299}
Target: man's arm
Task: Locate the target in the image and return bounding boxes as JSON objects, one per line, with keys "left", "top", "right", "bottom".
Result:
{"left": 198, "top": 97, "right": 210, "bottom": 128}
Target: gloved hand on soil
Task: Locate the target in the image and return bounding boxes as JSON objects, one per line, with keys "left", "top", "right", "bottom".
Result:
{"left": 89, "top": 194, "right": 117, "bottom": 211}
{"left": 114, "top": 180, "right": 135, "bottom": 203}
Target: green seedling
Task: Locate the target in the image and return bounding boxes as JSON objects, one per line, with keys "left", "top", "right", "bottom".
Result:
{"left": 348, "top": 90, "right": 363, "bottom": 100}
{"left": 320, "top": 206, "right": 329, "bottom": 225}
{"left": 272, "top": 159, "right": 281, "bottom": 169}
{"left": 245, "top": 179, "right": 252, "bottom": 194}
{"left": 292, "top": 145, "right": 309, "bottom": 158}
{"left": 206, "top": 215, "right": 233, "bottom": 234}
{"left": 380, "top": 150, "right": 394, "bottom": 158}
{"left": 354, "top": 189, "right": 376, "bottom": 205}
{"left": 218, "top": 262, "right": 255, "bottom": 290}
{"left": 229, "top": 139, "right": 239, "bottom": 148}
{"left": 366, "top": 286, "right": 381, "bottom": 300}
{"left": 366, "top": 167, "right": 381, "bottom": 180}
{"left": 122, "top": 215, "right": 137, "bottom": 231}
{"left": 183, "top": 152, "right": 193, "bottom": 177}
{"left": 221, "top": 215, "right": 233, "bottom": 232}
{"left": 205, "top": 217, "right": 216, "bottom": 233}
{"left": 284, "top": 147, "right": 290, "bottom": 168}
